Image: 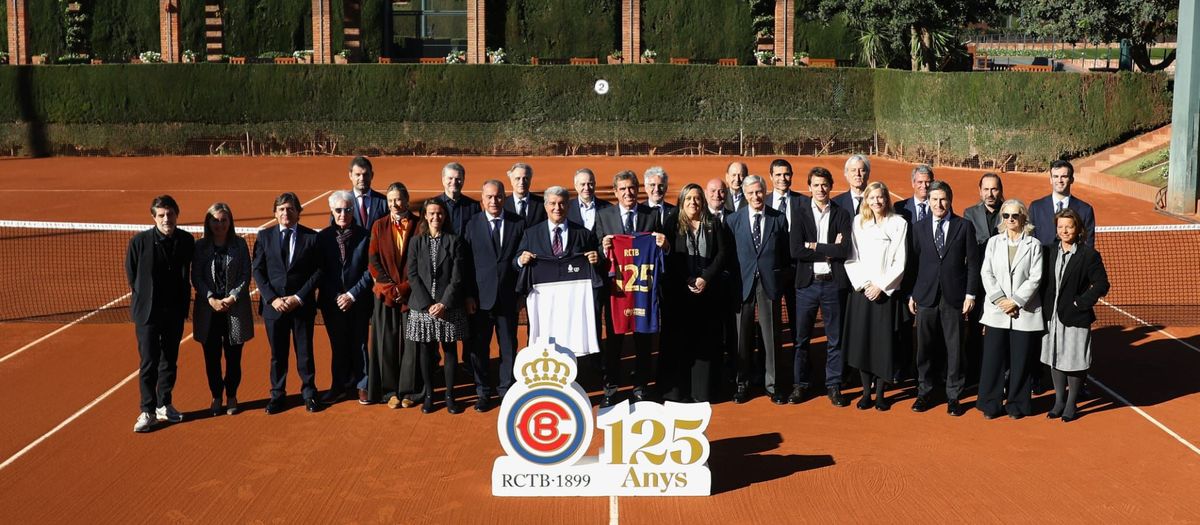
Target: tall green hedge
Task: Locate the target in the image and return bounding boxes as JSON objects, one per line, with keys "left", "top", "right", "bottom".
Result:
{"left": 872, "top": 70, "right": 1172, "bottom": 166}
{"left": 28, "top": 1, "right": 65, "bottom": 58}
{"left": 0, "top": 65, "right": 1171, "bottom": 168}
{"left": 223, "top": 0, "right": 312, "bottom": 57}
{"left": 642, "top": 0, "right": 754, "bottom": 62}
{"left": 0, "top": 2, "right": 7, "bottom": 51}
{"left": 180, "top": 0, "right": 207, "bottom": 59}
{"left": 90, "top": 0, "right": 159, "bottom": 61}
{"left": 361, "top": 0, "right": 387, "bottom": 60}
{"left": 501, "top": 0, "right": 620, "bottom": 63}
{"left": 795, "top": 12, "right": 858, "bottom": 63}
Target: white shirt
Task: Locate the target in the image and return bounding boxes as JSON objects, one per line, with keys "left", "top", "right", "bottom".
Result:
{"left": 618, "top": 205, "right": 637, "bottom": 233}
{"left": 772, "top": 191, "right": 793, "bottom": 230}
{"left": 811, "top": 199, "right": 832, "bottom": 275}
{"left": 910, "top": 197, "right": 929, "bottom": 222}
{"left": 578, "top": 199, "right": 597, "bottom": 230}
{"left": 485, "top": 211, "right": 505, "bottom": 246}
{"left": 848, "top": 190, "right": 864, "bottom": 213}
{"left": 278, "top": 225, "right": 297, "bottom": 266}
{"left": 1053, "top": 195, "right": 1072, "bottom": 212}
{"left": 514, "top": 194, "right": 530, "bottom": 216}
{"left": 547, "top": 220, "right": 569, "bottom": 251}
{"left": 845, "top": 215, "right": 908, "bottom": 295}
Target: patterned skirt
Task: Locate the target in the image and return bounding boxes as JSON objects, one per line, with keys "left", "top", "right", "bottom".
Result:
{"left": 405, "top": 307, "right": 469, "bottom": 343}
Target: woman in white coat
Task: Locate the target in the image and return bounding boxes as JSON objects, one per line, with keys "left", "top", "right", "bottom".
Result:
{"left": 977, "top": 199, "right": 1043, "bottom": 419}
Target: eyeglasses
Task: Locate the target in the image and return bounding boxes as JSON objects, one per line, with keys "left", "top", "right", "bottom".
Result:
{"left": 1001, "top": 212, "right": 1022, "bottom": 219}
{"left": 333, "top": 207, "right": 353, "bottom": 214}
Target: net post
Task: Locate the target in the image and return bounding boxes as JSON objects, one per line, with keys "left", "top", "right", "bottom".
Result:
{"left": 1168, "top": 0, "right": 1200, "bottom": 215}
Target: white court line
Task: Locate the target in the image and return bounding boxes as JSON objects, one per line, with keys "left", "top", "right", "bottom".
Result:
{"left": 0, "top": 191, "right": 331, "bottom": 472}
{"left": 0, "top": 293, "right": 131, "bottom": 364}
{"left": 609, "top": 495, "right": 619, "bottom": 525}
{"left": 1087, "top": 375, "right": 1200, "bottom": 456}
{"left": 1100, "top": 299, "right": 1200, "bottom": 354}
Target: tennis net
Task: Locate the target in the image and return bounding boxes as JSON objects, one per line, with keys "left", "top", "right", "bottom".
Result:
{"left": 0, "top": 220, "right": 1196, "bottom": 326}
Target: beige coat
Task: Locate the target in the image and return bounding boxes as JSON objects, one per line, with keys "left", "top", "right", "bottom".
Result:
{"left": 979, "top": 232, "right": 1044, "bottom": 332}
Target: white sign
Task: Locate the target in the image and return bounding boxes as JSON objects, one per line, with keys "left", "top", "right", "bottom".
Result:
{"left": 493, "top": 341, "right": 711, "bottom": 496}
{"left": 594, "top": 79, "right": 610, "bottom": 95}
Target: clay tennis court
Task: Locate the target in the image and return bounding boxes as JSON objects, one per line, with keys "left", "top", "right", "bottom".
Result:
{"left": 1, "top": 155, "right": 1198, "bottom": 523}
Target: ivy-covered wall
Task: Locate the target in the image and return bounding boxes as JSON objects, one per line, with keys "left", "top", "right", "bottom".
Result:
{"left": 642, "top": 0, "right": 755, "bottom": 62}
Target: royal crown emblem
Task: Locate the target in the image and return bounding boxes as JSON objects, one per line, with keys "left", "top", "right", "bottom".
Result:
{"left": 522, "top": 350, "right": 574, "bottom": 388}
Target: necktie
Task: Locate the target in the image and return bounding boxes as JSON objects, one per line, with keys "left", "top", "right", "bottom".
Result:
{"left": 778, "top": 195, "right": 788, "bottom": 215}
{"left": 934, "top": 218, "right": 945, "bottom": 252}
{"left": 1056, "top": 200, "right": 1064, "bottom": 213}
{"left": 490, "top": 218, "right": 501, "bottom": 254}
{"left": 518, "top": 199, "right": 527, "bottom": 219}
{"left": 917, "top": 202, "right": 927, "bottom": 222}
{"left": 281, "top": 228, "right": 292, "bottom": 267}
{"left": 752, "top": 213, "right": 762, "bottom": 250}
{"left": 623, "top": 211, "right": 634, "bottom": 235}
{"left": 552, "top": 226, "right": 564, "bottom": 256}
{"left": 853, "top": 196, "right": 861, "bottom": 213}
{"left": 733, "top": 193, "right": 742, "bottom": 210}
{"left": 359, "top": 194, "right": 368, "bottom": 226}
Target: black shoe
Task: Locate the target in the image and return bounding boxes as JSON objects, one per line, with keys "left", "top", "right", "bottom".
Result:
{"left": 600, "top": 395, "right": 616, "bottom": 408}
{"left": 771, "top": 394, "right": 787, "bottom": 405}
{"left": 983, "top": 411, "right": 1000, "bottom": 420}
{"left": 827, "top": 387, "right": 848, "bottom": 407}
{"left": 446, "top": 397, "right": 462, "bottom": 415}
{"left": 856, "top": 396, "right": 874, "bottom": 410}
{"left": 210, "top": 398, "right": 222, "bottom": 417}
{"left": 422, "top": 396, "right": 435, "bottom": 413}
{"left": 733, "top": 385, "right": 749, "bottom": 404}
{"left": 1061, "top": 412, "right": 1079, "bottom": 423}
{"left": 265, "top": 399, "right": 285, "bottom": 415}
{"left": 1047, "top": 410, "right": 1063, "bottom": 419}
{"left": 947, "top": 400, "right": 964, "bottom": 417}
{"left": 912, "top": 396, "right": 932, "bottom": 413}
{"left": 321, "top": 388, "right": 347, "bottom": 404}
{"left": 875, "top": 395, "right": 891, "bottom": 411}
{"left": 787, "top": 385, "right": 806, "bottom": 404}
{"left": 474, "top": 397, "right": 491, "bottom": 413}
{"left": 305, "top": 398, "right": 324, "bottom": 413}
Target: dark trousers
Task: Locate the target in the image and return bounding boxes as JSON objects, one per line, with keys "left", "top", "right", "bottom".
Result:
{"left": 201, "top": 313, "right": 243, "bottom": 400}
{"left": 602, "top": 330, "right": 654, "bottom": 397}
{"left": 264, "top": 311, "right": 318, "bottom": 401}
{"left": 977, "top": 327, "right": 1038, "bottom": 416}
{"left": 418, "top": 341, "right": 459, "bottom": 398}
{"left": 134, "top": 316, "right": 184, "bottom": 413}
{"left": 468, "top": 306, "right": 519, "bottom": 397}
{"left": 915, "top": 296, "right": 965, "bottom": 401}
{"left": 322, "top": 304, "right": 371, "bottom": 392}
{"left": 735, "top": 277, "right": 781, "bottom": 395}
{"left": 792, "top": 279, "right": 846, "bottom": 389}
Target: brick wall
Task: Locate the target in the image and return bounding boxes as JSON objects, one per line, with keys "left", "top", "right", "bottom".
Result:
{"left": 312, "top": 0, "right": 333, "bottom": 63}
{"left": 466, "top": 0, "right": 486, "bottom": 63}
{"left": 622, "top": 0, "right": 641, "bottom": 62}
{"left": 773, "top": 0, "right": 793, "bottom": 66}
{"left": 7, "top": 0, "right": 29, "bottom": 65}
{"left": 160, "top": 1, "right": 181, "bottom": 63}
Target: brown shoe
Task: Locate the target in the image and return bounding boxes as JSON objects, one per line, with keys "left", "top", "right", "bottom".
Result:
{"left": 386, "top": 395, "right": 401, "bottom": 409}
{"left": 400, "top": 397, "right": 416, "bottom": 409}
{"left": 358, "top": 389, "right": 370, "bottom": 405}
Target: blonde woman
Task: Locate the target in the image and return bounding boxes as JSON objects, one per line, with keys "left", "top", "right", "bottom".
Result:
{"left": 978, "top": 199, "right": 1043, "bottom": 419}
{"left": 843, "top": 181, "right": 908, "bottom": 411}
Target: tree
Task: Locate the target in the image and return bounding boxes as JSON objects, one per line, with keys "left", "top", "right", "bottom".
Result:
{"left": 817, "top": 0, "right": 1001, "bottom": 71}
{"left": 1009, "top": 0, "right": 1177, "bottom": 71}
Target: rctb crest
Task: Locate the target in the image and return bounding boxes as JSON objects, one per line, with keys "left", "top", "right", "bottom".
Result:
{"left": 497, "top": 344, "right": 593, "bottom": 467}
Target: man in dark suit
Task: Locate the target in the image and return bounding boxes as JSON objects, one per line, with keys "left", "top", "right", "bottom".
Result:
{"left": 907, "top": 181, "right": 981, "bottom": 417}
{"left": 891, "top": 163, "right": 935, "bottom": 383}
{"left": 515, "top": 185, "right": 601, "bottom": 264}
{"left": 316, "top": 191, "right": 374, "bottom": 405}
{"left": 567, "top": 168, "right": 612, "bottom": 231}
{"left": 1029, "top": 159, "right": 1096, "bottom": 246}
{"left": 594, "top": 170, "right": 668, "bottom": 407}
{"left": 726, "top": 175, "right": 790, "bottom": 405}
{"left": 126, "top": 195, "right": 195, "bottom": 432}
{"left": 767, "top": 159, "right": 809, "bottom": 232}
{"left": 253, "top": 192, "right": 324, "bottom": 414}
{"left": 431, "top": 161, "right": 481, "bottom": 235}
{"left": 643, "top": 166, "right": 676, "bottom": 222}
{"left": 788, "top": 167, "right": 853, "bottom": 407}
{"left": 347, "top": 155, "right": 387, "bottom": 229}
{"left": 964, "top": 172, "right": 1004, "bottom": 248}
{"left": 464, "top": 180, "right": 527, "bottom": 411}
{"left": 503, "top": 162, "right": 546, "bottom": 227}
{"left": 707, "top": 178, "right": 739, "bottom": 386}
{"left": 832, "top": 154, "right": 871, "bottom": 215}
{"left": 724, "top": 161, "right": 748, "bottom": 213}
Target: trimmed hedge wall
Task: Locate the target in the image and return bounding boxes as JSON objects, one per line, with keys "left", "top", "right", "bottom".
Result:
{"left": 222, "top": 0, "right": 312, "bottom": 58}
{"left": 28, "top": 1, "right": 65, "bottom": 59}
{"left": 90, "top": 0, "right": 159, "bottom": 62}
{"left": 642, "top": 0, "right": 755, "bottom": 63}
{"left": 0, "top": 65, "right": 1171, "bottom": 168}
{"left": 795, "top": 13, "right": 858, "bottom": 63}
{"left": 0, "top": 2, "right": 7, "bottom": 51}
{"left": 501, "top": 0, "right": 621, "bottom": 63}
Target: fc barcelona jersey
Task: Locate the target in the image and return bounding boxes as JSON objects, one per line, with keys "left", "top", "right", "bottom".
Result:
{"left": 606, "top": 233, "right": 664, "bottom": 334}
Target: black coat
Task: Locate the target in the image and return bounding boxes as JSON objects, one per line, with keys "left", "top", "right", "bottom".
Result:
{"left": 789, "top": 200, "right": 853, "bottom": 289}
{"left": 566, "top": 197, "right": 613, "bottom": 230}
{"left": 251, "top": 224, "right": 322, "bottom": 320}
{"left": 504, "top": 194, "right": 547, "bottom": 229}
{"left": 406, "top": 232, "right": 468, "bottom": 311}
{"left": 1041, "top": 241, "right": 1109, "bottom": 327}
{"left": 661, "top": 209, "right": 732, "bottom": 294}
{"left": 125, "top": 227, "right": 195, "bottom": 325}
{"left": 462, "top": 211, "right": 526, "bottom": 311}
{"left": 514, "top": 220, "right": 599, "bottom": 269}
{"left": 909, "top": 214, "right": 981, "bottom": 308}
{"left": 430, "top": 193, "right": 481, "bottom": 235}
{"left": 315, "top": 224, "right": 373, "bottom": 312}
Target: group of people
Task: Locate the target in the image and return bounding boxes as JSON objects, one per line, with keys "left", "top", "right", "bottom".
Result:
{"left": 125, "top": 155, "right": 1110, "bottom": 433}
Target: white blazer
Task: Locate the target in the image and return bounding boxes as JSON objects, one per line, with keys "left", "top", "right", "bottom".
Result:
{"left": 845, "top": 214, "right": 908, "bottom": 296}
{"left": 979, "top": 232, "right": 1044, "bottom": 331}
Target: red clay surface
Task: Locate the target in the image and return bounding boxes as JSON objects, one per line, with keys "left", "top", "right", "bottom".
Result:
{"left": 0, "top": 155, "right": 1196, "bottom": 523}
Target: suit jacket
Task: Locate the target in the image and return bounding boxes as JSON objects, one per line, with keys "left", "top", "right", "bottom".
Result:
{"left": 769, "top": 190, "right": 809, "bottom": 231}
{"left": 191, "top": 235, "right": 254, "bottom": 344}
{"left": 1041, "top": 241, "right": 1109, "bottom": 327}
{"left": 909, "top": 214, "right": 982, "bottom": 308}
{"left": 893, "top": 197, "right": 928, "bottom": 295}
{"left": 567, "top": 197, "right": 613, "bottom": 230}
{"left": 315, "top": 224, "right": 373, "bottom": 313}
{"left": 723, "top": 191, "right": 747, "bottom": 213}
{"left": 661, "top": 209, "right": 732, "bottom": 291}
{"left": 979, "top": 233, "right": 1044, "bottom": 331}
{"left": 125, "top": 227, "right": 195, "bottom": 325}
{"left": 963, "top": 201, "right": 1001, "bottom": 247}
{"left": 252, "top": 224, "right": 322, "bottom": 320}
{"left": 406, "top": 232, "right": 468, "bottom": 311}
{"left": 331, "top": 189, "right": 388, "bottom": 230}
{"left": 594, "top": 203, "right": 665, "bottom": 274}
{"left": 646, "top": 201, "right": 676, "bottom": 224}
{"left": 513, "top": 220, "right": 599, "bottom": 270}
{"left": 1029, "top": 194, "right": 1096, "bottom": 247}
{"left": 726, "top": 206, "right": 790, "bottom": 302}
{"left": 504, "top": 194, "right": 547, "bottom": 228}
{"left": 789, "top": 200, "right": 853, "bottom": 289}
{"left": 832, "top": 191, "right": 864, "bottom": 216}
{"left": 463, "top": 211, "right": 526, "bottom": 311}
{"left": 368, "top": 213, "right": 418, "bottom": 308}
{"left": 431, "top": 193, "right": 481, "bottom": 235}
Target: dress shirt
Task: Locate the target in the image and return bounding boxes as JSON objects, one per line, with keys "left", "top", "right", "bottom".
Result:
{"left": 279, "top": 225, "right": 297, "bottom": 266}
{"left": 1053, "top": 195, "right": 1072, "bottom": 213}
{"left": 811, "top": 199, "right": 832, "bottom": 275}
{"left": 772, "top": 191, "right": 793, "bottom": 230}
{"left": 578, "top": 199, "right": 597, "bottom": 230}
{"left": 485, "top": 211, "right": 504, "bottom": 246}
{"left": 618, "top": 205, "right": 637, "bottom": 233}
{"left": 930, "top": 214, "right": 974, "bottom": 300}
{"left": 547, "top": 220, "right": 569, "bottom": 251}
